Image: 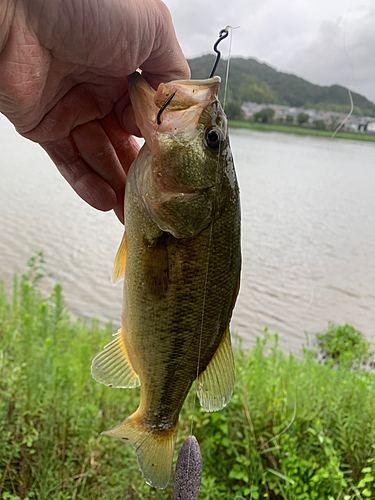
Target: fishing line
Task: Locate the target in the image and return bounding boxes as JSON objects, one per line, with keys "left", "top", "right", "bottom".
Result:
{"left": 329, "top": 0, "right": 355, "bottom": 141}
{"left": 189, "top": 221, "right": 214, "bottom": 435}
{"left": 223, "top": 26, "right": 240, "bottom": 111}
{"left": 262, "top": 394, "right": 297, "bottom": 448}
{"left": 186, "top": 25, "right": 235, "bottom": 474}
{"left": 305, "top": 3, "right": 355, "bottom": 344}
{"left": 330, "top": 89, "right": 354, "bottom": 139}
{"left": 186, "top": 200, "right": 215, "bottom": 479}
{"left": 223, "top": 26, "right": 233, "bottom": 110}
{"left": 325, "top": 1, "right": 354, "bottom": 221}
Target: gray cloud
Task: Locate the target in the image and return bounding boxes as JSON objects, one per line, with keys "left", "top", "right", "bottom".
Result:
{"left": 280, "top": 6, "right": 375, "bottom": 103}
{"left": 163, "top": 0, "right": 375, "bottom": 104}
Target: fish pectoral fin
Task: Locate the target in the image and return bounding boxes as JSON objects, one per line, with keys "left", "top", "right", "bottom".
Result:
{"left": 112, "top": 231, "right": 127, "bottom": 285}
{"left": 196, "top": 326, "right": 234, "bottom": 412}
{"left": 102, "top": 412, "right": 177, "bottom": 490}
{"left": 91, "top": 329, "right": 139, "bottom": 388}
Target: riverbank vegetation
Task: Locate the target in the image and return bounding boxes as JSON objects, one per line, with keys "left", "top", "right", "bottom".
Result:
{"left": 189, "top": 55, "right": 375, "bottom": 142}
{"left": 1, "top": 257, "right": 374, "bottom": 499}
{"left": 229, "top": 120, "right": 375, "bottom": 142}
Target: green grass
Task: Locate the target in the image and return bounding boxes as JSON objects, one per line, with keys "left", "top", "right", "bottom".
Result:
{"left": 229, "top": 120, "right": 375, "bottom": 142}
{"left": 0, "top": 265, "right": 374, "bottom": 499}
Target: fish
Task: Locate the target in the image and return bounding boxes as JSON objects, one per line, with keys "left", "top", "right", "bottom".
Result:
{"left": 91, "top": 71, "right": 241, "bottom": 489}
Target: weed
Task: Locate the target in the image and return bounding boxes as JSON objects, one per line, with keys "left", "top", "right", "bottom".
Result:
{"left": 315, "top": 322, "right": 373, "bottom": 368}
{"left": 0, "top": 264, "right": 374, "bottom": 499}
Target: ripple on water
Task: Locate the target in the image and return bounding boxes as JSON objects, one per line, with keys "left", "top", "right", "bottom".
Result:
{"left": 1, "top": 120, "right": 375, "bottom": 352}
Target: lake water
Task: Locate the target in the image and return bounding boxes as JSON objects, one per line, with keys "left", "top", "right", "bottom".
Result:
{"left": 1, "top": 116, "right": 374, "bottom": 353}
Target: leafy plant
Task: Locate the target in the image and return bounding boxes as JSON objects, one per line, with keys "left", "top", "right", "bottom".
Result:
{"left": 315, "top": 322, "right": 373, "bottom": 367}
{"left": 297, "top": 112, "right": 310, "bottom": 125}
{"left": 225, "top": 101, "right": 244, "bottom": 120}
{"left": 22, "top": 250, "right": 47, "bottom": 286}
{"left": 254, "top": 108, "right": 275, "bottom": 123}
{"left": 314, "top": 119, "right": 326, "bottom": 130}
{"left": 0, "top": 261, "right": 374, "bottom": 499}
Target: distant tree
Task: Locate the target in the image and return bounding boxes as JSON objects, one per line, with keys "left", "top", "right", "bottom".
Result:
{"left": 297, "top": 112, "right": 309, "bottom": 125}
{"left": 254, "top": 108, "right": 275, "bottom": 123}
{"left": 188, "top": 55, "right": 375, "bottom": 117}
{"left": 314, "top": 119, "right": 326, "bottom": 130}
{"left": 286, "top": 115, "right": 294, "bottom": 123}
{"left": 225, "top": 101, "right": 244, "bottom": 121}
{"left": 238, "top": 79, "right": 279, "bottom": 104}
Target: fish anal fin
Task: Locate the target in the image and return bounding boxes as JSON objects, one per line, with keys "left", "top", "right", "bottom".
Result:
{"left": 112, "top": 231, "right": 127, "bottom": 285}
{"left": 91, "top": 329, "right": 139, "bottom": 388}
{"left": 196, "top": 327, "right": 234, "bottom": 412}
{"left": 102, "top": 412, "right": 177, "bottom": 489}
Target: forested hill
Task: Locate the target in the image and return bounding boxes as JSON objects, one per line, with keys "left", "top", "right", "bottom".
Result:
{"left": 188, "top": 55, "right": 375, "bottom": 116}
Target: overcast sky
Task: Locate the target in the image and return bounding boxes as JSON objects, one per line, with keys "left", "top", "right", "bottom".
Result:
{"left": 163, "top": 0, "right": 375, "bottom": 104}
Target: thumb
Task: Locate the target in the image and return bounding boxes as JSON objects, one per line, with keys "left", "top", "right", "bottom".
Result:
{"left": 139, "top": 1, "right": 190, "bottom": 88}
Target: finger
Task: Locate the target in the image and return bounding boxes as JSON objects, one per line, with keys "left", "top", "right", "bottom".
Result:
{"left": 140, "top": 1, "right": 191, "bottom": 86}
{"left": 141, "top": 61, "right": 190, "bottom": 91}
{"left": 113, "top": 200, "right": 125, "bottom": 224}
{"left": 71, "top": 119, "right": 128, "bottom": 222}
{"left": 121, "top": 105, "right": 141, "bottom": 138}
{"left": 23, "top": 79, "right": 126, "bottom": 142}
{"left": 99, "top": 110, "right": 140, "bottom": 176}
{"left": 114, "top": 91, "right": 141, "bottom": 138}
{"left": 71, "top": 120, "right": 127, "bottom": 194}
{"left": 44, "top": 115, "right": 140, "bottom": 224}
{"left": 42, "top": 136, "right": 117, "bottom": 212}
{"left": 99, "top": 111, "right": 140, "bottom": 223}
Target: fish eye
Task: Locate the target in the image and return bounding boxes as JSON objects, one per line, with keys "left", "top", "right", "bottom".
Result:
{"left": 204, "top": 127, "right": 223, "bottom": 150}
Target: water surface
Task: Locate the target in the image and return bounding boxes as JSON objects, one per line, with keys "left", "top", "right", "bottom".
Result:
{"left": 1, "top": 116, "right": 374, "bottom": 352}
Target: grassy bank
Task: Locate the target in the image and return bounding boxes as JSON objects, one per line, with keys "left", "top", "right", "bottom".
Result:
{"left": 229, "top": 120, "right": 375, "bottom": 142}
{"left": 0, "top": 268, "right": 374, "bottom": 499}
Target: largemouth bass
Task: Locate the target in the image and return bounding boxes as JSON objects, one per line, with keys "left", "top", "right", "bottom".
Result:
{"left": 91, "top": 72, "right": 241, "bottom": 489}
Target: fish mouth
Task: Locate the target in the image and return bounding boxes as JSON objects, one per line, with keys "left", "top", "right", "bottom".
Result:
{"left": 127, "top": 72, "right": 221, "bottom": 150}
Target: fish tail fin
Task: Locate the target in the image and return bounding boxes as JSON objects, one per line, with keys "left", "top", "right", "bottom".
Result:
{"left": 102, "top": 412, "right": 177, "bottom": 489}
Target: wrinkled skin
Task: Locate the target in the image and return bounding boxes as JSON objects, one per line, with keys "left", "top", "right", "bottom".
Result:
{"left": 0, "top": 0, "right": 190, "bottom": 221}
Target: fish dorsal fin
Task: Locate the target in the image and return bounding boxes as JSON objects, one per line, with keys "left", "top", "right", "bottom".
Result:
{"left": 112, "top": 231, "right": 127, "bottom": 285}
{"left": 91, "top": 329, "right": 139, "bottom": 388}
{"left": 196, "top": 327, "right": 234, "bottom": 412}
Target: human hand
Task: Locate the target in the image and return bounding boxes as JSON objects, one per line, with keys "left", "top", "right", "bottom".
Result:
{"left": 0, "top": 0, "right": 190, "bottom": 222}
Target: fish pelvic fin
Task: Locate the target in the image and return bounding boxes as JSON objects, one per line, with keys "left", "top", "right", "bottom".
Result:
{"left": 196, "top": 326, "right": 234, "bottom": 412}
{"left": 112, "top": 231, "right": 127, "bottom": 285}
{"left": 102, "top": 412, "right": 178, "bottom": 489}
{"left": 91, "top": 329, "right": 139, "bottom": 388}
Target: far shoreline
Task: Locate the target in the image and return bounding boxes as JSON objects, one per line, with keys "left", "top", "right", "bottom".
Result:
{"left": 228, "top": 120, "right": 375, "bottom": 143}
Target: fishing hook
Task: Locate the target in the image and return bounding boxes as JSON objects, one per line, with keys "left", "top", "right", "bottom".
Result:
{"left": 209, "top": 27, "right": 229, "bottom": 78}
{"left": 157, "top": 26, "right": 229, "bottom": 124}
{"left": 157, "top": 90, "right": 177, "bottom": 125}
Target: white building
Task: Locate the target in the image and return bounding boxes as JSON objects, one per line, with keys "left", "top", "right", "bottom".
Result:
{"left": 241, "top": 101, "right": 375, "bottom": 132}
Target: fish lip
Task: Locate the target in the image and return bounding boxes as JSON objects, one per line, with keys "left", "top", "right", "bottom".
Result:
{"left": 127, "top": 72, "right": 222, "bottom": 147}
{"left": 127, "top": 72, "right": 221, "bottom": 102}
{"left": 127, "top": 72, "right": 158, "bottom": 124}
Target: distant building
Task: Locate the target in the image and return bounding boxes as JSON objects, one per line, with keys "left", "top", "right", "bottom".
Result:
{"left": 241, "top": 101, "right": 375, "bottom": 132}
